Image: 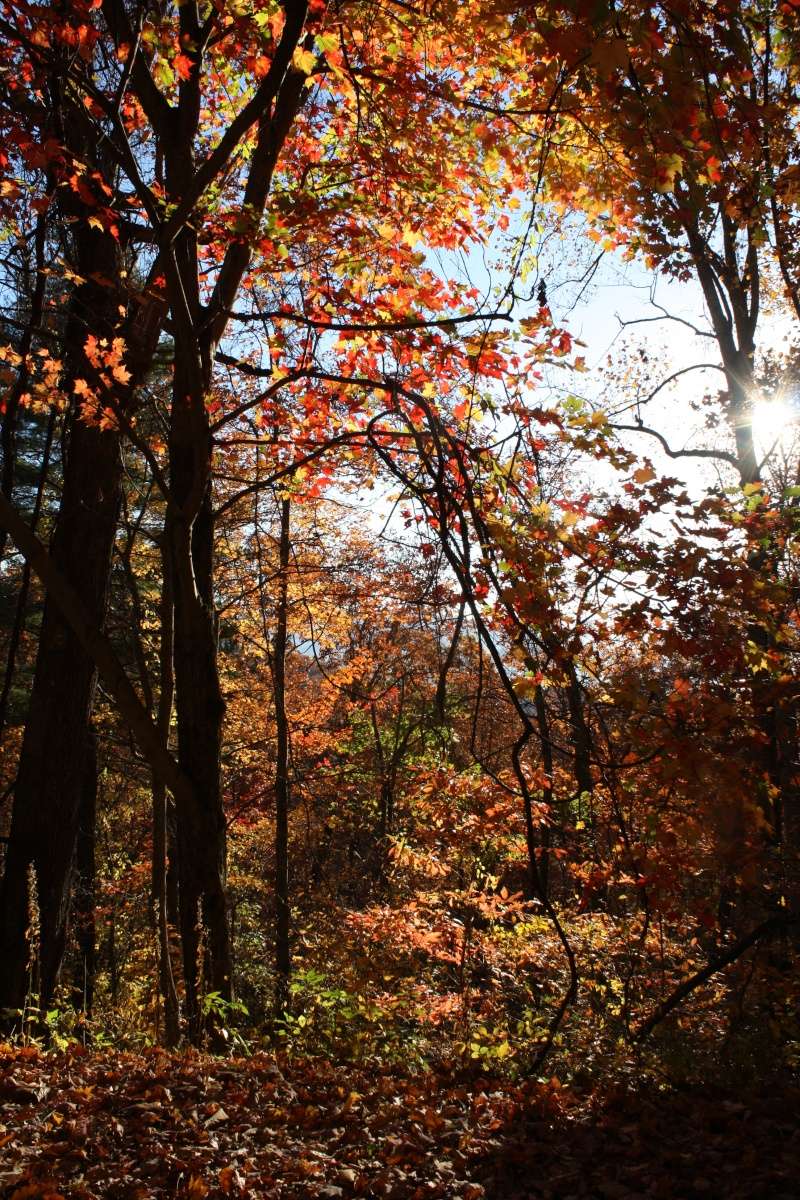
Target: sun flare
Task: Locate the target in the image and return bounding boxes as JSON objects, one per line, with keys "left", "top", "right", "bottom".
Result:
{"left": 750, "top": 396, "right": 799, "bottom": 458}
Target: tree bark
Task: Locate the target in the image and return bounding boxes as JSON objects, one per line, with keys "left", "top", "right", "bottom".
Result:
{"left": 71, "top": 727, "right": 97, "bottom": 1018}
{"left": 273, "top": 498, "right": 291, "bottom": 1014}
{"left": 152, "top": 550, "right": 180, "bottom": 1046}
{"left": 156, "top": 6, "right": 308, "bottom": 1027}
{"left": 163, "top": 196, "right": 233, "bottom": 1026}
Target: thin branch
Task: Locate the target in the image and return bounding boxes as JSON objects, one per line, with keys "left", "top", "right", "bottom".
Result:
{"left": 633, "top": 362, "right": 727, "bottom": 409}
{"left": 611, "top": 422, "right": 739, "bottom": 467}
{"left": 220, "top": 308, "right": 514, "bottom": 334}
{"left": 634, "top": 915, "right": 794, "bottom": 1042}
{"left": 213, "top": 431, "right": 365, "bottom": 518}
{"left": 615, "top": 304, "right": 716, "bottom": 340}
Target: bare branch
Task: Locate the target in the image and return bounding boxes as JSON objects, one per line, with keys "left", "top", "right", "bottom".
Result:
{"left": 634, "top": 915, "right": 794, "bottom": 1042}
{"left": 615, "top": 303, "right": 716, "bottom": 340}
{"left": 611, "top": 421, "right": 739, "bottom": 467}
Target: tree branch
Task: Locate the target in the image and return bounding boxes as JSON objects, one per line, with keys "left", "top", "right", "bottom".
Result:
{"left": 634, "top": 914, "right": 793, "bottom": 1042}
{"left": 611, "top": 422, "right": 739, "bottom": 467}
{"left": 220, "top": 308, "right": 514, "bottom": 334}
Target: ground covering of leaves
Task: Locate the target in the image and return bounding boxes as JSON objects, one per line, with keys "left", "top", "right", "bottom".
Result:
{"left": 0, "top": 1046, "right": 797, "bottom": 1200}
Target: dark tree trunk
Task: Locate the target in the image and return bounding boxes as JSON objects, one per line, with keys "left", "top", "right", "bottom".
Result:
{"left": 158, "top": 31, "right": 308, "bottom": 1025}
{"left": 0, "top": 203, "right": 123, "bottom": 1014}
{"left": 565, "top": 661, "right": 594, "bottom": 804}
{"left": 534, "top": 683, "right": 555, "bottom": 902}
{"left": 0, "top": 410, "right": 56, "bottom": 746}
{"left": 273, "top": 498, "right": 291, "bottom": 1014}
{"left": 152, "top": 553, "right": 180, "bottom": 1045}
{"left": 71, "top": 727, "right": 97, "bottom": 1018}
{"left": 0, "top": 414, "right": 121, "bottom": 1012}
{"left": 686, "top": 215, "right": 798, "bottom": 925}
{"left": 166, "top": 242, "right": 232, "bottom": 1028}
{"left": 0, "top": 51, "right": 165, "bottom": 1016}
{"left": 167, "top": 486, "right": 232, "bottom": 1028}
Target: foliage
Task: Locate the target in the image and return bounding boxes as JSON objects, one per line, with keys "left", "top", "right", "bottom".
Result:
{"left": 0, "top": 0, "right": 799, "bottom": 1192}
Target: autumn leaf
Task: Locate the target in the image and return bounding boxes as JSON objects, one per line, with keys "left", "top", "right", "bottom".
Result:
{"left": 174, "top": 53, "right": 193, "bottom": 81}
{"left": 292, "top": 46, "right": 316, "bottom": 74}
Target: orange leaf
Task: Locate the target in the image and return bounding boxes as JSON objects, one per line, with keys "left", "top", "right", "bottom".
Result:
{"left": 174, "top": 54, "right": 193, "bottom": 81}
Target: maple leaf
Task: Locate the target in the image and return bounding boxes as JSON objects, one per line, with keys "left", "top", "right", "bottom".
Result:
{"left": 292, "top": 46, "right": 316, "bottom": 74}
{"left": 174, "top": 53, "right": 193, "bottom": 81}
{"left": 83, "top": 334, "right": 101, "bottom": 367}
{"left": 705, "top": 155, "right": 723, "bottom": 182}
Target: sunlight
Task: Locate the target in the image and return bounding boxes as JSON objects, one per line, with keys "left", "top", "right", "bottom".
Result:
{"left": 750, "top": 395, "right": 799, "bottom": 459}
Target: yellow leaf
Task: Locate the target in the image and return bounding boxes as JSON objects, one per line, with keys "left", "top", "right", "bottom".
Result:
{"left": 515, "top": 676, "right": 538, "bottom": 699}
{"left": 292, "top": 47, "right": 316, "bottom": 74}
{"left": 654, "top": 153, "right": 683, "bottom": 194}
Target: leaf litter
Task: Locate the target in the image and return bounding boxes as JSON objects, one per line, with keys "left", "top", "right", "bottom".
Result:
{"left": 0, "top": 1047, "right": 797, "bottom": 1199}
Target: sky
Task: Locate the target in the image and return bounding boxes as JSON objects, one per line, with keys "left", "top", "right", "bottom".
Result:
{"left": 324, "top": 198, "right": 800, "bottom": 564}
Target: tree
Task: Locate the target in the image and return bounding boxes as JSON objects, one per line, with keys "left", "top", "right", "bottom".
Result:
{"left": 0, "top": 0, "right": 562, "bottom": 1027}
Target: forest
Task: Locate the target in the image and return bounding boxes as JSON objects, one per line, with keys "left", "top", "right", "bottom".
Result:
{"left": 0, "top": 0, "right": 799, "bottom": 1196}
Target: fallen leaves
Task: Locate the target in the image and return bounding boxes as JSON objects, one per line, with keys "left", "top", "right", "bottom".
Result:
{"left": 0, "top": 1046, "right": 797, "bottom": 1199}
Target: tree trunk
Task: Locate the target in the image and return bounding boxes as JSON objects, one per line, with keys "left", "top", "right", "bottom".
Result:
{"left": 71, "top": 727, "right": 97, "bottom": 1018}
{"left": 0, "top": 410, "right": 56, "bottom": 747}
{"left": 0, "top": 62, "right": 163, "bottom": 1015}
{"left": 0, "top": 408, "right": 121, "bottom": 1012}
{"left": 167, "top": 487, "right": 231, "bottom": 1028}
{"left": 273, "top": 498, "right": 291, "bottom": 1014}
{"left": 166, "top": 256, "right": 232, "bottom": 1028}
{"left": 158, "top": 44, "right": 309, "bottom": 1023}
{"left": 685, "top": 214, "right": 799, "bottom": 931}
{"left": 533, "top": 683, "right": 555, "bottom": 902}
{"left": 152, "top": 552, "right": 180, "bottom": 1045}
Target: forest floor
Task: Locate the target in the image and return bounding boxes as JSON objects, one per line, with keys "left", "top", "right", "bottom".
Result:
{"left": 0, "top": 1045, "right": 797, "bottom": 1200}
